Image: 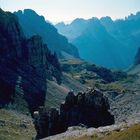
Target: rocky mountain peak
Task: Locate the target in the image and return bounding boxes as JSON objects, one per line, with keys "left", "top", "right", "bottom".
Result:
{"left": 0, "top": 9, "right": 62, "bottom": 113}
{"left": 14, "top": 9, "right": 80, "bottom": 59}
{"left": 0, "top": 8, "right": 25, "bottom": 59}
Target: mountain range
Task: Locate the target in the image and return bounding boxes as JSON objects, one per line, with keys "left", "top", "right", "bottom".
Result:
{"left": 14, "top": 9, "right": 79, "bottom": 59}
{"left": 56, "top": 12, "right": 140, "bottom": 69}
{"left": 0, "top": 8, "right": 140, "bottom": 140}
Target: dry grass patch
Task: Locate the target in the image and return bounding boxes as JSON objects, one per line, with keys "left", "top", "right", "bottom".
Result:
{"left": 74, "top": 124, "right": 140, "bottom": 140}
{"left": 0, "top": 109, "right": 36, "bottom": 140}
{"left": 103, "top": 124, "right": 140, "bottom": 140}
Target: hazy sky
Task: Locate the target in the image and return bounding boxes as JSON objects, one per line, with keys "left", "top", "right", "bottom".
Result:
{"left": 1, "top": 0, "right": 140, "bottom": 22}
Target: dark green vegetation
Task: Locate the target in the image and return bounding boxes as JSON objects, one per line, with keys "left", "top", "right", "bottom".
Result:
{"left": 61, "top": 59, "right": 127, "bottom": 84}
{"left": 56, "top": 12, "right": 140, "bottom": 69}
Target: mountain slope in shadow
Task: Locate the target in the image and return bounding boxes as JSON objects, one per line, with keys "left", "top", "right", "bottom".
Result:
{"left": 14, "top": 9, "right": 79, "bottom": 59}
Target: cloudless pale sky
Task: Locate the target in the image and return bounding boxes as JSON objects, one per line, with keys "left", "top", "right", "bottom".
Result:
{"left": 0, "top": 0, "right": 140, "bottom": 23}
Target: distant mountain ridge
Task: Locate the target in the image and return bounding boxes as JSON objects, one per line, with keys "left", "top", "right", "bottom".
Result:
{"left": 14, "top": 9, "right": 79, "bottom": 59}
{"left": 56, "top": 12, "right": 140, "bottom": 69}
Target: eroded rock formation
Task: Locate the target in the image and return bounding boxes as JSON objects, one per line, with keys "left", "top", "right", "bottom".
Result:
{"left": 34, "top": 88, "right": 114, "bottom": 139}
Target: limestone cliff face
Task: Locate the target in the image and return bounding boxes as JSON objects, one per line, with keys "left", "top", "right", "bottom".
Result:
{"left": 0, "top": 9, "right": 62, "bottom": 113}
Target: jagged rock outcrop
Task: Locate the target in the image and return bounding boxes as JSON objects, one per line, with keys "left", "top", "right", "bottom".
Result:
{"left": 0, "top": 9, "right": 62, "bottom": 113}
{"left": 34, "top": 88, "right": 114, "bottom": 139}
